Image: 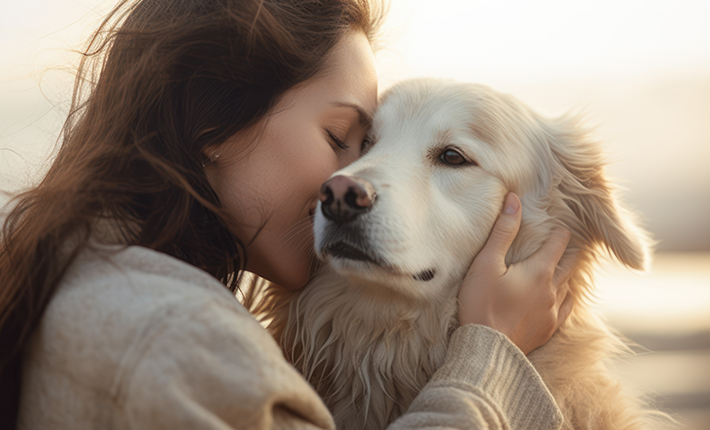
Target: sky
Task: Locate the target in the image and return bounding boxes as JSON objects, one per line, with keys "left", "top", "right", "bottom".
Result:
{"left": 378, "top": 0, "right": 710, "bottom": 82}
{"left": 1, "top": 0, "right": 710, "bottom": 251}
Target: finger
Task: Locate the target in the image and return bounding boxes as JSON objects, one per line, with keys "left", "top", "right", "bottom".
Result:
{"left": 555, "top": 290, "right": 575, "bottom": 331}
{"left": 528, "top": 226, "right": 571, "bottom": 270}
{"left": 475, "top": 193, "right": 522, "bottom": 268}
{"left": 552, "top": 249, "right": 580, "bottom": 290}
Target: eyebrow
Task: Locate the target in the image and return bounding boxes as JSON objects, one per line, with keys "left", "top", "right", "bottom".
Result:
{"left": 330, "top": 102, "right": 373, "bottom": 128}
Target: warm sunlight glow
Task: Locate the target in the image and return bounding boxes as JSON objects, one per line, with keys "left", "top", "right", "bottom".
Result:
{"left": 1, "top": 1, "right": 708, "bottom": 427}
{"left": 593, "top": 253, "right": 710, "bottom": 333}
{"left": 378, "top": 0, "right": 710, "bottom": 83}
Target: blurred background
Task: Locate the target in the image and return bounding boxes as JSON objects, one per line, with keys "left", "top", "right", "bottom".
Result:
{"left": 1, "top": 0, "right": 708, "bottom": 428}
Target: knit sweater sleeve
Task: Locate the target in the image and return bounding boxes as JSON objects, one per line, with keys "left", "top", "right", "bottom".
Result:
{"left": 388, "top": 324, "right": 563, "bottom": 430}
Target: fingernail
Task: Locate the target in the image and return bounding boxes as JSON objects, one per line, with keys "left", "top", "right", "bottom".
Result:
{"left": 504, "top": 193, "right": 519, "bottom": 215}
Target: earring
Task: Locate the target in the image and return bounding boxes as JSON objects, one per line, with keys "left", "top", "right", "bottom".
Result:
{"left": 202, "top": 153, "right": 220, "bottom": 168}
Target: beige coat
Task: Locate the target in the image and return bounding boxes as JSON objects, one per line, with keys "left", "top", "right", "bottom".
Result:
{"left": 19, "top": 246, "right": 562, "bottom": 429}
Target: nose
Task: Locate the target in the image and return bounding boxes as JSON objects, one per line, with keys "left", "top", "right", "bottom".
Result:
{"left": 319, "top": 175, "right": 376, "bottom": 224}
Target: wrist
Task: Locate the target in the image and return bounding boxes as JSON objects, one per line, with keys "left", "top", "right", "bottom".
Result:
{"left": 433, "top": 324, "right": 563, "bottom": 430}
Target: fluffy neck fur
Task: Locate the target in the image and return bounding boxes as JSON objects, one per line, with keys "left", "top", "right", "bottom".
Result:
{"left": 279, "top": 270, "right": 458, "bottom": 430}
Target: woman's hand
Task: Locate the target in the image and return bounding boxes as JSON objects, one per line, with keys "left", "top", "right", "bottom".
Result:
{"left": 457, "top": 192, "right": 577, "bottom": 355}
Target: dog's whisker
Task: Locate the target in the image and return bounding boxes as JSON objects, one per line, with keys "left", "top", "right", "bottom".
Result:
{"left": 277, "top": 217, "right": 313, "bottom": 245}
{"left": 274, "top": 217, "right": 315, "bottom": 253}
{"left": 293, "top": 235, "right": 316, "bottom": 260}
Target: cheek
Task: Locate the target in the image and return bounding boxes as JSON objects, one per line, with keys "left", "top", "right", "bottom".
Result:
{"left": 428, "top": 174, "right": 508, "bottom": 267}
{"left": 265, "top": 144, "right": 337, "bottom": 221}
{"left": 269, "top": 120, "right": 338, "bottom": 189}
{"left": 251, "top": 131, "right": 340, "bottom": 283}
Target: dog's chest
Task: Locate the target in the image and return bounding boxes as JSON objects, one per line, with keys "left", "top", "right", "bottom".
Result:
{"left": 282, "top": 275, "right": 458, "bottom": 429}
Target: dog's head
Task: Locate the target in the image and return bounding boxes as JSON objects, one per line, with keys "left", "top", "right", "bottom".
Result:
{"left": 314, "top": 78, "right": 651, "bottom": 300}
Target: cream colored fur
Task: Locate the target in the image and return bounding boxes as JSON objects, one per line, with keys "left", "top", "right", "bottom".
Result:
{"left": 257, "top": 79, "right": 660, "bottom": 430}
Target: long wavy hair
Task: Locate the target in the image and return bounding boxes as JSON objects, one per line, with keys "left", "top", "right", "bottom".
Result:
{"left": 0, "top": 0, "right": 384, "bottom": 425}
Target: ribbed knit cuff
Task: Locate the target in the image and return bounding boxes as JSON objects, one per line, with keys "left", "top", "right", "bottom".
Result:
{"left": 431, "top": 324, "right": 563, "bottom": 430}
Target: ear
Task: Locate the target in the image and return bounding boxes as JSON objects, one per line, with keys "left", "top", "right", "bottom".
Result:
{"left": 542, "top": 115, "right": 653, "bottom": 271}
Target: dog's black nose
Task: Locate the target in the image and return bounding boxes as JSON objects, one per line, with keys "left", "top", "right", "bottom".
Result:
{"left": 319, "top": 175, "right": 376, "bottom": 224}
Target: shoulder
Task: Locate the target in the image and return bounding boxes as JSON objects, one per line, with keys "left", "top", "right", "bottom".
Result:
{"left": 23, "top": 245, "right": 261, "bottom": 401}
{"left": 58, "top": 244, "right": 238, "bottom": 307}
{"left": 42, "top": 245, "right": 251, "bottom": 350}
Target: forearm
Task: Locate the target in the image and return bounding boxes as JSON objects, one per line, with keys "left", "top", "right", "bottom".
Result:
{"left": 388, "top": 324, "right": 563, "bottom": 430}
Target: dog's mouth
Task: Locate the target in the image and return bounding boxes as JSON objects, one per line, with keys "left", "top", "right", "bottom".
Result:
{"left": 322, "top": 242, "right": 436, "bottom": 282}
{"left": 322, "top": 242, "right": 384, "bottom": 266}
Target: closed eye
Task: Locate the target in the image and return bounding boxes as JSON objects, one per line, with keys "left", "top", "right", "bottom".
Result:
{"left": 327, "top": 130, "right": 349, "bottom": 150}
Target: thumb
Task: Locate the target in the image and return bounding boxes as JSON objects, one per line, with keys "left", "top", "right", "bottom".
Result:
{"left": 477, "top": 193, "right": 522, "bottom": 268}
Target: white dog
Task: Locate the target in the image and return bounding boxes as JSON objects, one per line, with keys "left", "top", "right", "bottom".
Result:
{"left": 255, "top": 79, "right": 659, "bottom": 429}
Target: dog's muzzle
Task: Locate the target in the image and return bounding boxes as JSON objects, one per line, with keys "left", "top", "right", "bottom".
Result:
{"left": 319, "top": 175, "right": 376, "bottom": 225}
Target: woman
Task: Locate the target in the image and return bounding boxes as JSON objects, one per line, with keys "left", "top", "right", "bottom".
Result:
{"left": 0, "top": 0, "right": 575, "bottom": 428}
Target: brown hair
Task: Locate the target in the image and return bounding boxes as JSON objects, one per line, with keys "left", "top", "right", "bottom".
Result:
{"left": 0, "top": 0, "right": 384, "bottom": 424}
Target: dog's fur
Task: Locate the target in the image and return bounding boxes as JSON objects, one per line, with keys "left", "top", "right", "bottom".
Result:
{"left": 254, "top": 79, "right": 660, "bottom": 429}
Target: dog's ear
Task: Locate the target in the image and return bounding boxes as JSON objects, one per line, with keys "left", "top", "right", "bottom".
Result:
{"left": 541, "top": 115, "right": 652, "bottom": 271}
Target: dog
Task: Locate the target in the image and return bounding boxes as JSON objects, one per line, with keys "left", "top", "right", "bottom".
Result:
{"left": 254, "top": 78, "right": 659, "bottom": 429}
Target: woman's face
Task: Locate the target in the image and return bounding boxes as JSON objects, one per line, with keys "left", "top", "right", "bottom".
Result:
{"left": 206, "top": 31, "right": 377, "bottom": 290}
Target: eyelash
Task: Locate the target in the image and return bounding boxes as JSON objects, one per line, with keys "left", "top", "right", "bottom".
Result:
{"left": 327, "top": 130, "right": 349, "bottom": 150}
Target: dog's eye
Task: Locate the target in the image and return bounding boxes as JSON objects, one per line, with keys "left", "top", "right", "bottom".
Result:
{"left": 439, "top": 149, "right": 468, "bottom": 166}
